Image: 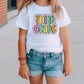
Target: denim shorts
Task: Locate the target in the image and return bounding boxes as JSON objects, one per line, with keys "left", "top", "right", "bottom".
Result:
{"left": 26, "top": 48, "right": 64, "bottom": 78}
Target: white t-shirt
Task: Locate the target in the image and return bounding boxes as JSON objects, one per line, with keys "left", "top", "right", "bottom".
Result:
{"left": 15, "top": 1, "right": 71, "bottom": 53}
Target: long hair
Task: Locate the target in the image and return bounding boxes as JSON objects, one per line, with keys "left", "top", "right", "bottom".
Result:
{"left": 17, "top": 0, "right": 63, "bottom": 19}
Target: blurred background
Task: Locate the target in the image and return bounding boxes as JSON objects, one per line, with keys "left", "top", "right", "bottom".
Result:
{"left": 0, "top": 0, "right": 84, "bottom": 84}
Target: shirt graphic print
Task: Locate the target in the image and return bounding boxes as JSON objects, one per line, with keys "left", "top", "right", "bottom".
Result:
{"left": 33, "top": 14, "right": 58, "bottom": 35}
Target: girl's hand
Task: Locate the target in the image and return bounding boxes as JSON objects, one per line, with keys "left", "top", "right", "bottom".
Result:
{"left": 19, "top": 63, "right": 30, "bottom": 80}
{"left": 63, "top": 60, "right": 72, "bottom": 76}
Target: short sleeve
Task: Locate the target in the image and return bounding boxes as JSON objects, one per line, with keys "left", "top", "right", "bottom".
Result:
{"left": 59, "top": 5, "right": 71, "bottom": 28}
{"left": 15, "top": 6, "right": 29, "bottom": 30}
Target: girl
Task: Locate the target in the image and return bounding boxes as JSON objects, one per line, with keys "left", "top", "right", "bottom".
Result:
{"left": 15, "top": 0, "right": 72, "bottom": 84}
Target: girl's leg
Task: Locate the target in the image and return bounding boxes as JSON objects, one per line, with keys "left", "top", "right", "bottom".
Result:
{"left": 45, "top": 76, "right": 62, "bottom": 84}
{"left": 29, "top": 74, "right": 43, "bottom": 84}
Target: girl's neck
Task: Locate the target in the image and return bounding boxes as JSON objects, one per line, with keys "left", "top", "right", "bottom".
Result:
{"left": 35, "top": 0, "right": 50, "bottom": 7}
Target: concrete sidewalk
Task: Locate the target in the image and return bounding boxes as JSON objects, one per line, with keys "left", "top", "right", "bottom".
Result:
{"left": 7, "top": 9, "right": 18, "bottom": 21}
{"left": 0, "top": 1, "right": 84, "bottom": 83}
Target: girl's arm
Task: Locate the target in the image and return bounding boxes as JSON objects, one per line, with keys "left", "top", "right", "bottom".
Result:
{"left": 18, "top": 28, "right": 27, "bottom": 65}
{"left": 59, "top": 26, "right": 72, "bottom": 76}
{"left": 59, "top": 26, "right": 71, "bottom": 61}
{"left": 18, "top": 28, "right": 29, "bottom": 80}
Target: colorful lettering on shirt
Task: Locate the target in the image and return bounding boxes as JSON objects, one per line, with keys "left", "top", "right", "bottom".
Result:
{"left": 34, "top": 15, "right": 57, "bottom": 34}
{"left": 34, "top": 25, "right": 39, "bottom": 33}
{"left": 52, "top": 25, "right": 56, "bottom": 33}
{"left": 36, "top": 16, "right": 39, "bottom": 24}
{"left": 43, "top": 16, "right": 44, "bottom": 24}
